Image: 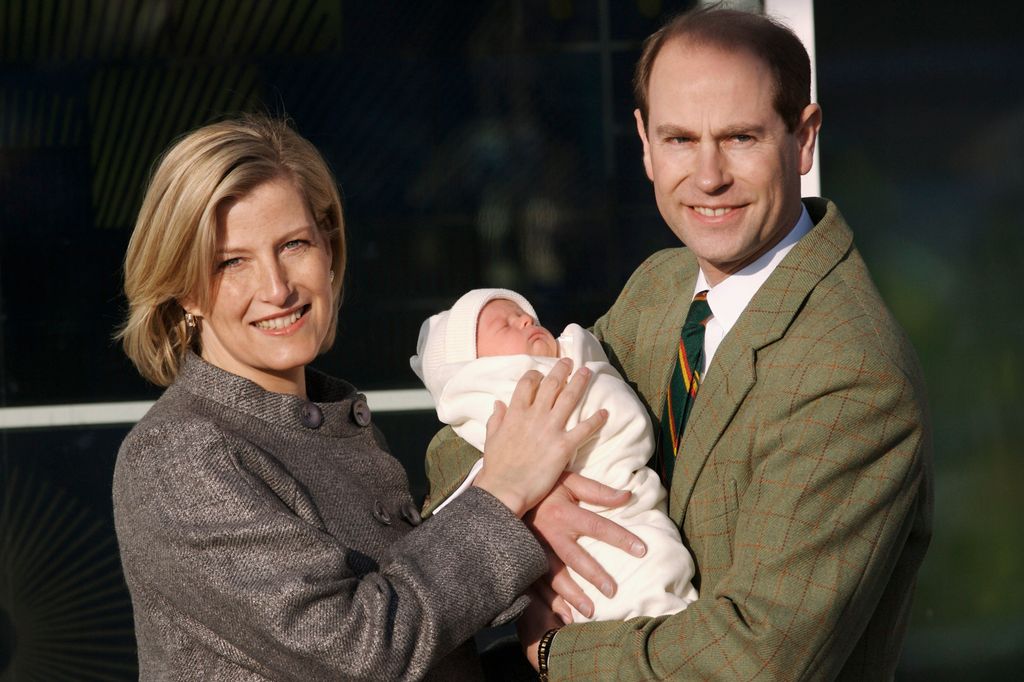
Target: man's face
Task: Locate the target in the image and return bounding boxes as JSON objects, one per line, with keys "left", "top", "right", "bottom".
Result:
{"left": 635, "top": 41, "right": 820, "bottom": 286}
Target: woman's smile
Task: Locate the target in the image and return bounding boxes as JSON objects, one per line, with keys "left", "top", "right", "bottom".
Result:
{"left": 252, "top": 304, "right": 311, "bottom": 332}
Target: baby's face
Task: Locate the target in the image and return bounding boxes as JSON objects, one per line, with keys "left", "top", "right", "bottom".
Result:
{"left": 476, "top": 299, "right": 558, "bottom": 358}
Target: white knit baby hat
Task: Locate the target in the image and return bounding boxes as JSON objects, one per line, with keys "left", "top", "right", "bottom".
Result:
{"left": 410, "top": 288, "right": 537, "bottom": 400}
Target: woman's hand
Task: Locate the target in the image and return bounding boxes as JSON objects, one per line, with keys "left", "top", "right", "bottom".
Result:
{"left": 473, "top": 358, "right": 607, "bottom": 518}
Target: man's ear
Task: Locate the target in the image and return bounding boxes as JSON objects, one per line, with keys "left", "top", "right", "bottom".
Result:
{"left": 634, "top": 109, "right": 654, "bottom": 182}
{"left": 796, "top": 103, "right": 822, "bottom": 176}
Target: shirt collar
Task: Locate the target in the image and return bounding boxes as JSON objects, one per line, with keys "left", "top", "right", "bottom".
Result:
{"left": 694, "top": 203, "right": 814, "bottom": 335}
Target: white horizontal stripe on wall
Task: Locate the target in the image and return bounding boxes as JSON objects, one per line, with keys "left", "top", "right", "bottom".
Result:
{"left": 0, "top": 389, "right": 435, "bottom": 430}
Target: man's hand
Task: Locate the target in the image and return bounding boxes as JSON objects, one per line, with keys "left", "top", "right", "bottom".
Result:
{"left": 525, "top": 471, "right": 647, "bottom": 620}
{"left": 517, "top": 588, "right": 563, "bottom": 671}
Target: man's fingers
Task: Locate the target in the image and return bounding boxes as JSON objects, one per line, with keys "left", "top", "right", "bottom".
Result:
{"left": 552, "top": 595, "right": 573, "bottom": 625}
{"left": 572, "top": 503, "right": 647, "bottom": 558}
{"left": 561, "top": 471, "right": 632, "bottom": 508}
{"left": 533, "top": 572, "right": 574, "bottom": 625}
{"left": 547, "top": 560, "right": 594, "bottom": 620}
{"left": 546, "top": 531, "right": 616, "bottom": 600}
{"left": 557, "top": 472, "right": 646, "bottom": 556}
{"left": 540, "top": 512, "right": 618, "bottom": 598}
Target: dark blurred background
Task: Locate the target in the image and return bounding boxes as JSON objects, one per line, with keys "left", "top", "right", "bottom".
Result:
{"left": 1, "top": 0, "right": 1021, "bottom": 678}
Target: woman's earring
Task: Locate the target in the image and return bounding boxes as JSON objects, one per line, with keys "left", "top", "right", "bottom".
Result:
{"left": 185, "top": 312, "right": 197, "bottom": 328}
{"left": 329, "top": 270, "right": 335, "bottom": 283}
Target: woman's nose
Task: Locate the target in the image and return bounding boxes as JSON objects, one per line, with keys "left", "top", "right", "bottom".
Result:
{"left": 258, "top": 260, "right": 292, "bottom": 305}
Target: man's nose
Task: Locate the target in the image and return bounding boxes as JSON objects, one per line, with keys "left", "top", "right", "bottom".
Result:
{"left": 695, "top": 143, "right": 731, "bottom": 193}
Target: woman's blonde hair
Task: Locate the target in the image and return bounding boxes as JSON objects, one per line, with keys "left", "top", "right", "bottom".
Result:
{"left": 118, "top": 115, "right": 346, "bottom": 386}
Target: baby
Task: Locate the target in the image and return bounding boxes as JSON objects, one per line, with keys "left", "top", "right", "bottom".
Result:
{"left": 410, "top": 288, "right": 697, "bottom": 622}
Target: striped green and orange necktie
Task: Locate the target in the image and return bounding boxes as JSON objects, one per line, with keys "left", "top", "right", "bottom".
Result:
{"left": 656, "top": 290, "right": 712, "bottom": 487}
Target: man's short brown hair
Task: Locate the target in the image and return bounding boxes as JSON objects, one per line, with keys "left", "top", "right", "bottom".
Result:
{"left": 633, "top": 6, "right": 811, "bottom": 132}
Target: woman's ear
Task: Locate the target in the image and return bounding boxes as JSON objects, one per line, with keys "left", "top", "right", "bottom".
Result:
{"left": 178, "top": 297, "right": 203, "bottom": 320}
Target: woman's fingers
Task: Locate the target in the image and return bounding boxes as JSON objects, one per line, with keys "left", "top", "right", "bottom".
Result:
{"left": 484, "top": 400, "right": 507, "bottom": 441}
{"left": 511, "top": 358, "right": 586, "bottom": 416}
{"left": 532, "top": 357, "right": 574, "bottom": 409}
{"left": 562, "top": 407, "right": 608, "bottom": 451}
{"left": 509, "top": 369, "right": 544, "bottom": 409}
{"left": 547, "top": 364, "right": 594, "bottom": 424}
{"left": 475, "top": 359, "right": 606, "bottom": 517}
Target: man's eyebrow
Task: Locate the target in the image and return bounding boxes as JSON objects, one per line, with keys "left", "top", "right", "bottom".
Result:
{"left": 654, "top": 124, "right": 695, "bottom": 139}
{"left": 717, "top": 123, "right": 766, "bottom": 138}
{"left": 653, "top": 123, "right": 768, "bottom": 139}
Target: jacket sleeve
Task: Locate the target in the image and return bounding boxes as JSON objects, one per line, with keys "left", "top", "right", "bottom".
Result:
{"left": 545, "top": 340, "right": 931, "bottom": 680}
{"left": 114, "top": 421, "right": 546, "bottom": 682}
{"left": 423, "top": 425, "right": 487, "bottom": 517}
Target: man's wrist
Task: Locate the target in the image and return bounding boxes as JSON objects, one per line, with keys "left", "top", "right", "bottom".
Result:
{"left": 537, "top": 627, "right": 560, "bottom": 681}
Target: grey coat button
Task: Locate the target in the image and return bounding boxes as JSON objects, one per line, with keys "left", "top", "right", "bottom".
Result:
{"left": 372, "top": 500, "right": 392, "bottom": 525}
{"left": 299, "top": 402, "right": 323, "bottom": 429}
{"left": 400, "top": 502, "right": 422, "bottom": 526}
{"left": 352, "top": 398, "right": 372, "bottom": 427}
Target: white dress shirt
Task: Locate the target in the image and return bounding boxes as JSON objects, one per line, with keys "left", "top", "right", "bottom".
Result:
{"left": 695, "top": 205, "right": 814, "bottom": 377}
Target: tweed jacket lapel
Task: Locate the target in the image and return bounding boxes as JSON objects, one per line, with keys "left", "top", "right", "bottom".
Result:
{"left": 666, "top": 199, "right": 854, "bottom": 521}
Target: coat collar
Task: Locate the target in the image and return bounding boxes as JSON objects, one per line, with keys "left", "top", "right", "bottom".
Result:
{"left": 172, "top": 352, "right": 366, "bottom": 438}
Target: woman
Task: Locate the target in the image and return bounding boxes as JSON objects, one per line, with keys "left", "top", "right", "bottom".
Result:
{"left": 113, "top": 115, "right": 605, "bottom": 680}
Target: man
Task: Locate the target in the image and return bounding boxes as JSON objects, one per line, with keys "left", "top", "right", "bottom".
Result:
{"left": 425, "top": 7, "right": 932, "bottom": 680}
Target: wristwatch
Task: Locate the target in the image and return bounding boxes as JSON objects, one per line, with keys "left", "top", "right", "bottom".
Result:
{"left": 537, "top": 627, "right": 560, "bottom": 681}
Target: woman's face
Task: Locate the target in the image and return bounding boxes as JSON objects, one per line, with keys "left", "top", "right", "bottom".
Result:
{"left": 187, "top": 176, "right": 334, "bottom": 396}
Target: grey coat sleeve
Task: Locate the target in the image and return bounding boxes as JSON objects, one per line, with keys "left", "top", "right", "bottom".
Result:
{"left": 114, "top": 421, "right": 546, "bottom": 681}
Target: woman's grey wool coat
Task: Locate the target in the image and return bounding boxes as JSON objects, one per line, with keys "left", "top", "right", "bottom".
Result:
{"left": 113, "top": 353, "right": 546, "bottom": 680}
